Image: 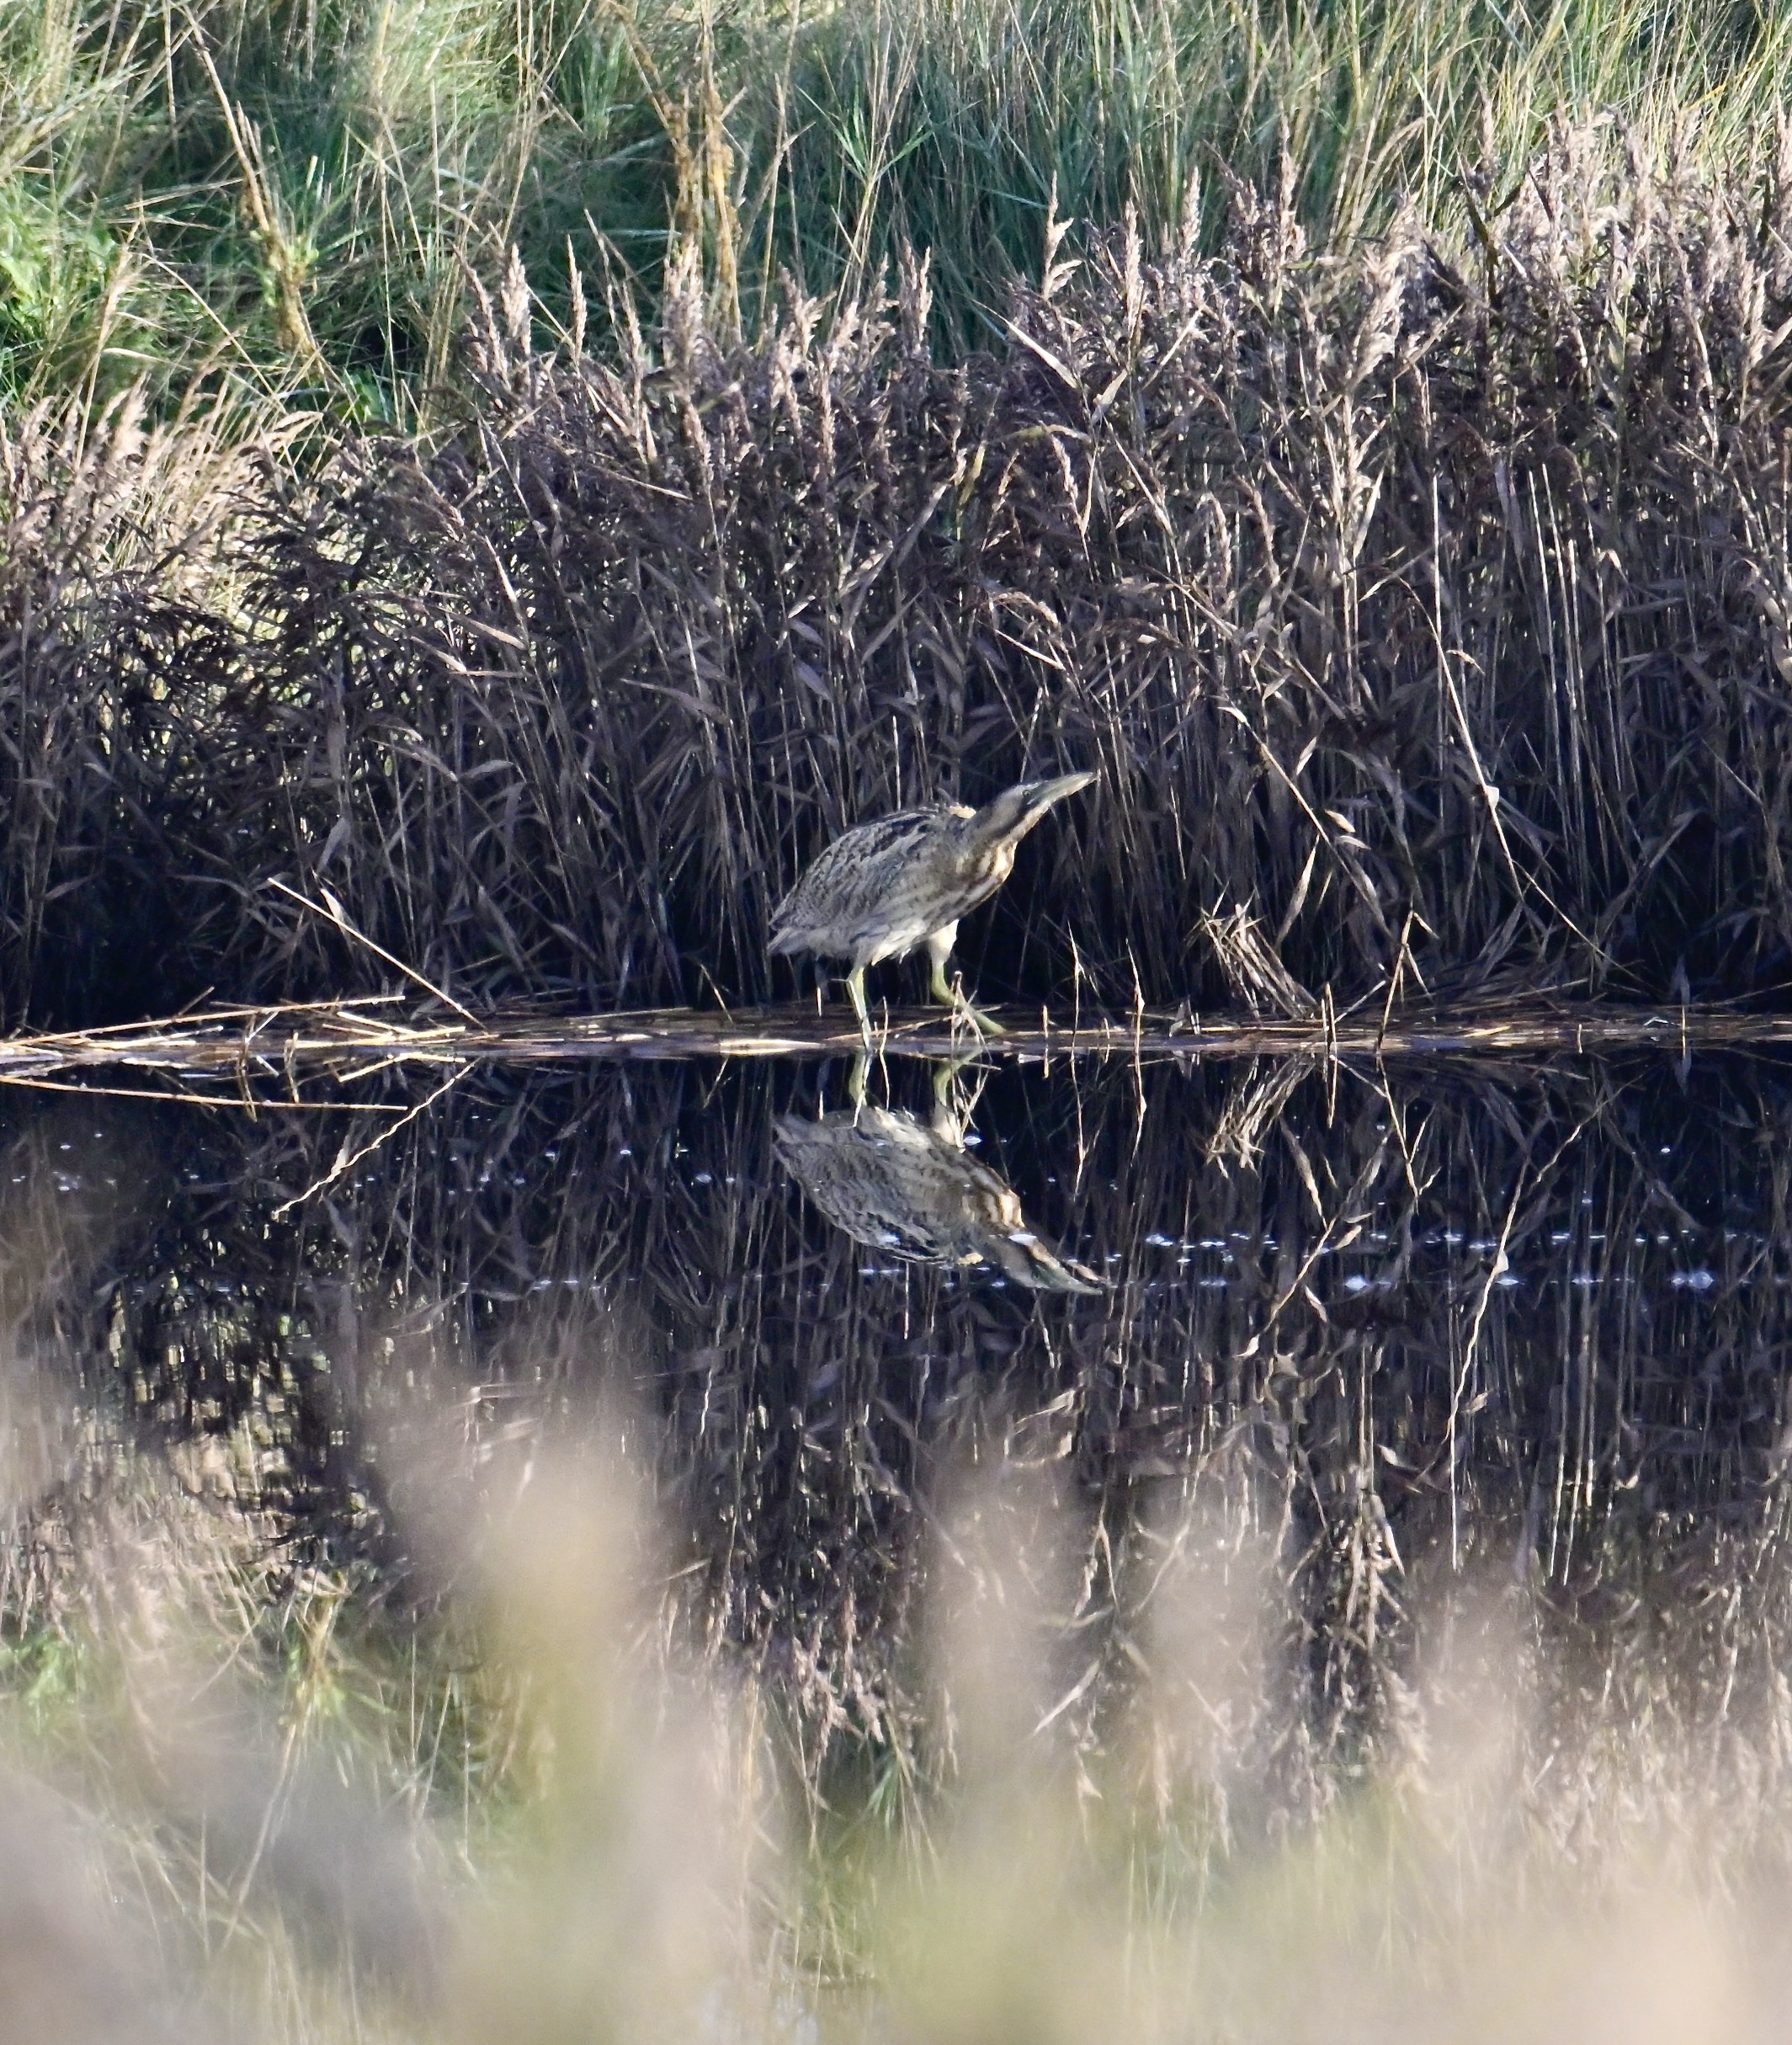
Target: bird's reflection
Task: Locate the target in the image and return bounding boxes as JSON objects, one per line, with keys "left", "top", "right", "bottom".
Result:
{"left": 774, "top": 1058, "right": 1103, "bottom": 1292}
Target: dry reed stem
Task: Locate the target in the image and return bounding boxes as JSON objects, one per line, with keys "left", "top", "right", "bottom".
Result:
{"left": 0, "top": 999, "right": 1789, "bottom": 1096}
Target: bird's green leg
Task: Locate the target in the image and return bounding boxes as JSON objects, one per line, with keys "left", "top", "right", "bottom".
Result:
{"left": 846, "top": 962, "right": 872, "bottom": 1044}
{"left": 924, "top": 924, "right": 960, "bottom": 1009}
{"left": 928, "top": 1051, "right": 985, "bottom": 1138}
{"left": 957, "top": 994, "right": 1007, "bottom": 1036}
{"left": 925, "top": 926, "right": 1006, "bottom": 1036}
{"left": 944, "top": 981, "right": 1007, "bottom": 1036}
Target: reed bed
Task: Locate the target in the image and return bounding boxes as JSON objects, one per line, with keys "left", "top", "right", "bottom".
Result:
{"left": 8, "top": 131, "right": 1792, "bottom": 1026}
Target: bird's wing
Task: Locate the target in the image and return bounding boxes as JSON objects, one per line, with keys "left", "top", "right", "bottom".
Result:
{"left": 770, "top": 808, "right": 953, "bottom": 945}
{"left": 775, "top": 1113, "right": 1105, "bottom": 1289}
{"left": 774, "top": 1110, "right": 960, "bottom": 1258}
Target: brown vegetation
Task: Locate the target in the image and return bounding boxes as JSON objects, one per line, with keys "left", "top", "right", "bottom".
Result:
{"left": 3, "top": 1052, "right": 1792, "bottom": 2032}
{"left": 6, "top": 133, "right": 1792, "bottom": 1026}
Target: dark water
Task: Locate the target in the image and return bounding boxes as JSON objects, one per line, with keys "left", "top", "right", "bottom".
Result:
{"left": 5, "top": 1046, "right": 1791, "bottom": 1739}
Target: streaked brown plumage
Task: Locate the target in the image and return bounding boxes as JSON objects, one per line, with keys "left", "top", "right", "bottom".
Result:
{"left": 774, "top": 1101, "right": 1103, "bottom": 1293}
{"left": 768, "top": 772, "right": 1096, "bottom": 1032}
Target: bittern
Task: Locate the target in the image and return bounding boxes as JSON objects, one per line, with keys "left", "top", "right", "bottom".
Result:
{"left": 769, "top": 771, "right": 1096, "bottom": 1034}
{"left": 773, "top": 1086, "right": 1103, "bottom": 1295}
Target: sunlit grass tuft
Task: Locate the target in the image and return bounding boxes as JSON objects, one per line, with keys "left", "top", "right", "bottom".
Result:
{"left": 3, "top": 1428, "right": 1792, "bottom": 2041}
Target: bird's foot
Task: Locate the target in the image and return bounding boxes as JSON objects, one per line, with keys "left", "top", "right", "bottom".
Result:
{"left": 950, "top": 993, "right": 1006, "bottom": 1036}
{"left": 929, "top": 965, "right": 1004, "bottom": 1037}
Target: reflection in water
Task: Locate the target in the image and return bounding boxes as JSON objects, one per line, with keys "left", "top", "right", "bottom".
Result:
{"left": 4, "top": 1052, "right": 1792, "bottom": 2033}
{"left": 3, "top": 1047, "right": 1792, "bottom": 1800}
{"left": 773, "top": 1063, "right": 1103, "bottom": 1291}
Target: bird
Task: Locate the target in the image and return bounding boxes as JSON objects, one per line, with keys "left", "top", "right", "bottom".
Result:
{"left": 773, "top": 1084, "right": 1103, "bottom": 1295}
{"left": 768, "top": 771, "right": 1096, "bottom": 1035}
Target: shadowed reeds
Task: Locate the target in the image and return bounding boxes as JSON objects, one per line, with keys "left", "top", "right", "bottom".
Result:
{"left": 7, "top": 136, "right": 1792, "bottom": 1022}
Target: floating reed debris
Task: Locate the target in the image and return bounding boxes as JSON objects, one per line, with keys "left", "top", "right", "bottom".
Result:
{"left": 6, "top": 133, "right": 1792, "bottom": 1027}
{"left": 0, "top": 997, "right": 1784, "bottom": 1098}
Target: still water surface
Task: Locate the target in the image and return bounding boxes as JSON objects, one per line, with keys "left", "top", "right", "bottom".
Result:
{"left": 5, "top": 1043, "right": 1790, "bottom": 2030}
{"left": 6, "top": 1047, "right": 1787, "bottom": 1589}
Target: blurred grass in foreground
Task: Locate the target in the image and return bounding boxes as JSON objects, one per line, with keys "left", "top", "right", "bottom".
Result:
{"left": 1, "top": 0, "right": 1789, "bottom": 419}
{"left": 3, "top": 1422, "right": 1792, "bottom": 2042}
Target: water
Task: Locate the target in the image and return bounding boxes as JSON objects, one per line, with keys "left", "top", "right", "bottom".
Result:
{"left": 8, "top": 1044, "right": 1792, "bottom": 2028}
{"left": 7, "top": 1048, "right": 1787, "bottom": 1584}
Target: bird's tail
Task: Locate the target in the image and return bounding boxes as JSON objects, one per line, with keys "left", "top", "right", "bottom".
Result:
{"left": 767, "top": 883, "right": 808, "bottom": 951}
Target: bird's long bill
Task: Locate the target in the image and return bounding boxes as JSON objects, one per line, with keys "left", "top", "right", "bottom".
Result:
{"left": 1007, "top": 770, "right": 1098, "bottom": 835}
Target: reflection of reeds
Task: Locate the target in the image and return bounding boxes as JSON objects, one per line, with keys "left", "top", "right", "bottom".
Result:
{"left": 6, "top": 1049, "right": 1790, "bottom": 1786}
{"left": 1203, "top": 1055, "right": 1316, "bottom": 1171}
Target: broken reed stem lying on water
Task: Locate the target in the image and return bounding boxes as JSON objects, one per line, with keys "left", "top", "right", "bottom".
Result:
{"left": 5, "top": 125, "right": 1792, "bottom": 1027}
{"left": 3, "top": 999, "right": 1790, "bottom": 1092}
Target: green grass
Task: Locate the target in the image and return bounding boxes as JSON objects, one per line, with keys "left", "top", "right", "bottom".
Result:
{"left": 3, "top": 0, "right": 1789, "bottom": 420}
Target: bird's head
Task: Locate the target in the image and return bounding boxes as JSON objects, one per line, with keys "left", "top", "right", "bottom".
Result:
{"left": 970, "top": 770, "right": 1098, "bottom": 846}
